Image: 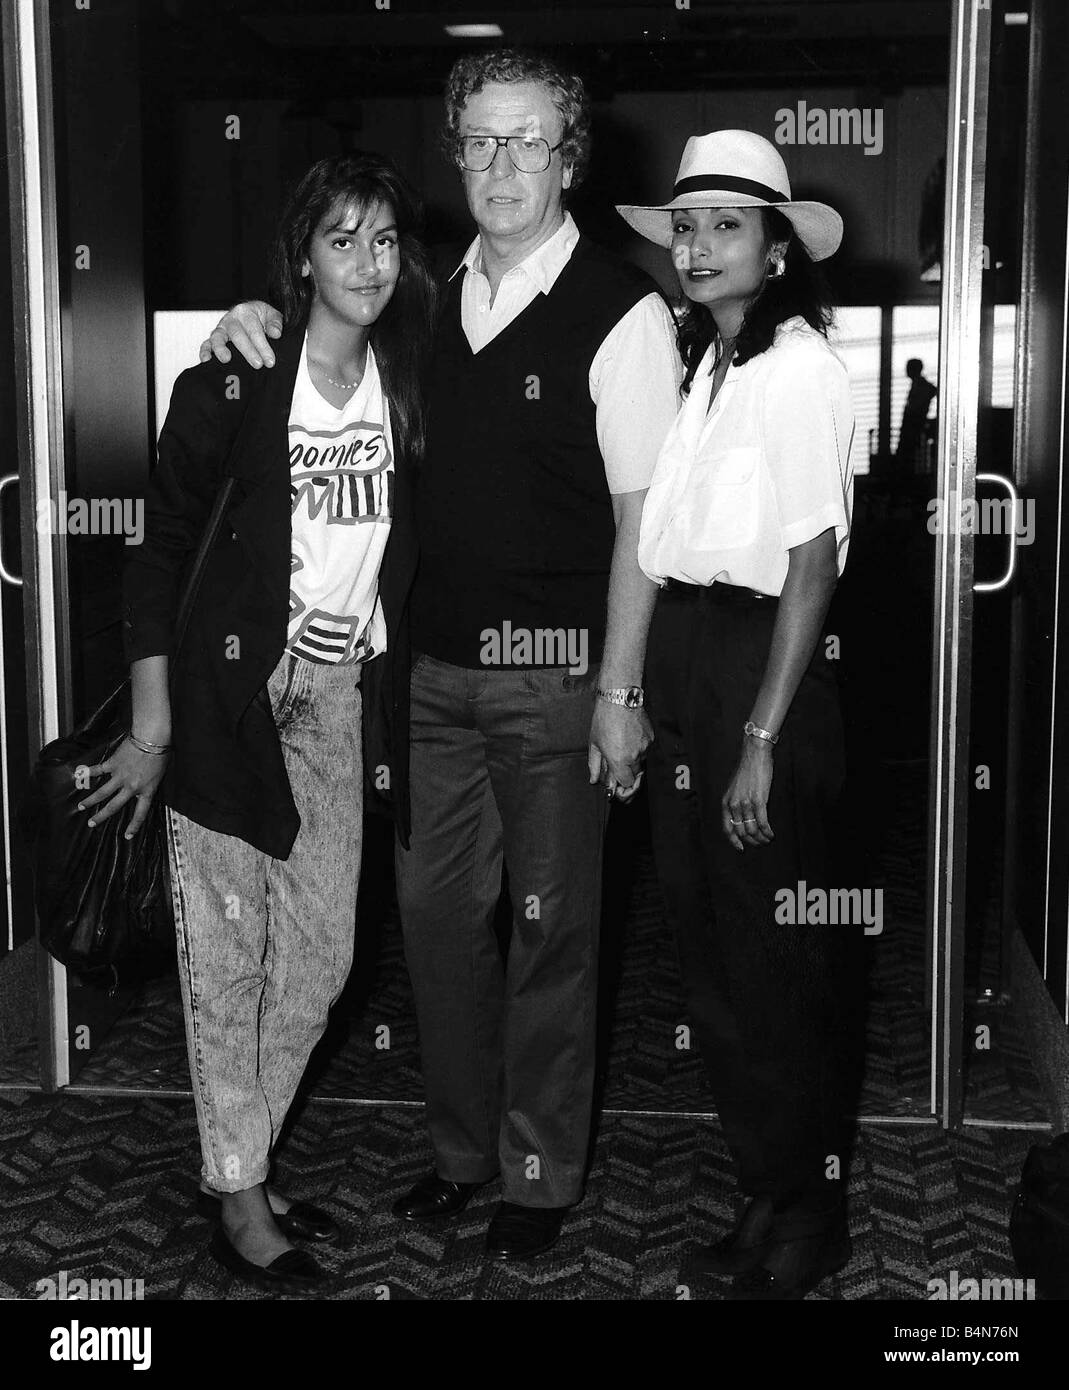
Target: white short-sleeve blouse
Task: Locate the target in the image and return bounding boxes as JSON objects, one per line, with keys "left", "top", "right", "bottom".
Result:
{"left": 638, "top": 316, "right": 856, "bottom": 596}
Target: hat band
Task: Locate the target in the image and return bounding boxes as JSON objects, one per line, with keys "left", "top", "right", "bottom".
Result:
{"left": 672, "top": 174, "right": 790, "bottom": 203}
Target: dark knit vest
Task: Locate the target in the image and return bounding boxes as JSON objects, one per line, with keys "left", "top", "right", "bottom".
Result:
{"left": 409, "top": 235, "right": 658, "bottom": 668}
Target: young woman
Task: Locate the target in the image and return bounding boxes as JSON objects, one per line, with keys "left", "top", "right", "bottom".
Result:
{"left": 80, "top": 153, "right": 435, "bottom": 1293}
{"left": 617, "top": 130, "right": 864, "bottom": 1300}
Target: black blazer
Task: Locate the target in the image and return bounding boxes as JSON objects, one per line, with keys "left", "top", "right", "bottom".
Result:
{"left": 122, "top": 312, "right": 417, "bottom": 858}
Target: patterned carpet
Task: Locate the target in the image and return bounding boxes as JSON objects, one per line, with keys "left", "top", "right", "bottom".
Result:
{"left": 0, "top": 1088, "right": 1042, "bottom": 1301}
{"left": 0, "top": 765, "right": 1051, "bottom": 1300}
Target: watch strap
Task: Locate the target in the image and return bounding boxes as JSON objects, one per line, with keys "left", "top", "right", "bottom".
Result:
{"left": 596, "top": 686, "right": 645, "bottom": 709}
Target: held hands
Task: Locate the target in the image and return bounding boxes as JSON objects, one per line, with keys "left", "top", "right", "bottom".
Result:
{"left": 721, "top": 738, "right": 775, "bottom": 852}
{"left": 77, "top": 738, "right": 170, "bottom": 840}
{"left": 198, "top": 301, "right": 283, "bottom": 369}
{"left": 588, "top": 702, "right": 653, "bottom": 804}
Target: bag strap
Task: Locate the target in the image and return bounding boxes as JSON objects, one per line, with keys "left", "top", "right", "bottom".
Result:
{"left": 172, "top": 475, "right": 238, "bottom": 659}
{"left": 58, "top": 478, "right": 240, "bottom": 740}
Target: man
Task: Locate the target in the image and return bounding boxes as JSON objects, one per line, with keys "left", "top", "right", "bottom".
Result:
{"left": 895, "top": 357, "right": 937, "bottom": 471}
{"left": 205, "top": 47, "right": 680, "bottom": 1261}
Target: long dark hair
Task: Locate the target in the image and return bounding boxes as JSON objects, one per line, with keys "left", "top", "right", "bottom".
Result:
{"left": 269, "top": 152, "right": 437, "bottom": 465}
{"left": 676, "top": 207, "right": 834, "bottom": 396}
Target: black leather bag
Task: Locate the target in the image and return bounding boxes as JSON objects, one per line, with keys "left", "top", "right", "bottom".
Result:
{"left": 1009, "top": 1132, "right": 1069, "bottom": 1300}
{"left": 18, "top": 478, "right": 236, "bottom": 989}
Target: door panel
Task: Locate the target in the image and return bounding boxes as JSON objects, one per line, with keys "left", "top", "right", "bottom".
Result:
{"left": 1002, "top": 0, "right": 1069, "bottom": 1022}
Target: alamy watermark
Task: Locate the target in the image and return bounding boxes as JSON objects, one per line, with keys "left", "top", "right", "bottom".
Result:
{"left": 927, "top": 493, "right": 1034, "bottom": 544}
{"left": 36, "top": 492, "right": 144, "bottom": 545}
{"left": 49, "top": 1322, "right": 151, "bottom": 1370}
{"left": 927, "top": 1270, "right": 1035, "bottom": 1300}
{"left": 37, "top": 1270, "right": 144, "bottom": 1300}
{"left": 479, "top": 621, "right": 588, "bottom": 676}
{"left": 774, "top": 100, "right": 884, "bottom": 157}
{"left": 774, "top": 881, "right": 884, "bottom": 934}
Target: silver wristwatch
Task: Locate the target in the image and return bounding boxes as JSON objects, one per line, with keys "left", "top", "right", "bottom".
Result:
{"left": 596, "top": 686, "right": 645, "bottom": 710}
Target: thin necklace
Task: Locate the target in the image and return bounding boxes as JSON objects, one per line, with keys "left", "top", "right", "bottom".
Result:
{"left": 318, "top": 368, "right": 362, "bottom": 390}
{"left": 310, "top": 356, "right": 364, "bottom": 390}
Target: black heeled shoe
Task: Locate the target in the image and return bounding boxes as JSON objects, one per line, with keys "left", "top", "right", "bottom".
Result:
{"left": 196, "top": 1189, "right": 342, "bottom": 1244}
{"left": 683, "top": 1195, "right": 776, "bottom": 1278}
{"left": 729, "top": 1228, "right": 852, "bottom": 1301}
{"left": 208, "top": 1228, "right": 330, "bottom": 1294}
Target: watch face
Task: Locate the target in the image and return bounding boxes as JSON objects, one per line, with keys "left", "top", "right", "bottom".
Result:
{"left": 624, "top": 688, "right": 642, "bottom": 709}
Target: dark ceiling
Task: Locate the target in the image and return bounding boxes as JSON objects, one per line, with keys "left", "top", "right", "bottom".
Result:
{"left": 149, "top": 0, "right": 956, "bottom": 98}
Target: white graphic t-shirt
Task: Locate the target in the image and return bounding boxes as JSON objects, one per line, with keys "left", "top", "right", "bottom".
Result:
{"left": 286, "top": 335, "right": 393, "bottom": 664}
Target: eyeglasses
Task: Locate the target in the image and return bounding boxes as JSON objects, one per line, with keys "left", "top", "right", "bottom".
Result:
{"left": 457, "top": 135, "right": 563, "bottom": 174}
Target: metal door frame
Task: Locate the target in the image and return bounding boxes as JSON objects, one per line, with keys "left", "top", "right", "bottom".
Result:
{"left": 3, "top": 0, "right": 73, "bottom": 1090}
{"left": 926, "top": 0, "right": 992, "bottom": 1129}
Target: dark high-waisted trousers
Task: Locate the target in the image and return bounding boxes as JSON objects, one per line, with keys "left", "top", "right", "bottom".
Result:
{"left": 645, "top": 581, "right": 864, "bottom": 1235}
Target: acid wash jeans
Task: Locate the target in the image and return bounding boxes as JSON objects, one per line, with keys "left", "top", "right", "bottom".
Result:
{"left": 165, "top": 651, "right": 363, "bottom": 1193}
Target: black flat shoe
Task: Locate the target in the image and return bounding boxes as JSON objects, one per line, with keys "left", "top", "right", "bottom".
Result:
{"left": 484, "top": 1201, "right": 567, "bottom": 1262}
{"left": 729, "top": 1231, "right": 852, "bottom": 1301}
{"left": 683, "top": 1195, "right": 776, "bottom": 1278}
{"left": 208, "top": 1228, "right": 329, "bottom": 1295}
{"left": 392, "top": 1171, "right": 486, "bottom": 1222}
{"left": 195, "top": 1190, "right": 342, "bottom": 1244}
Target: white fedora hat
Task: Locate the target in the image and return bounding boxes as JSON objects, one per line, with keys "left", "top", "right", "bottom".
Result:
{"left": 616, "top": 129, "right": 843, "bottom": 262}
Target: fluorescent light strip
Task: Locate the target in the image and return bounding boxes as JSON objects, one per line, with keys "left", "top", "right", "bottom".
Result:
{"left": 444, "top": 24, "right": 504, "bottom": 38}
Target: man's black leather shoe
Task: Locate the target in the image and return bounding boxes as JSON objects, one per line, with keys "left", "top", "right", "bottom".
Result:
{"left": 195, "top": 1190, "right": 342, "bottom": 1244}
{"left": 392, "top": 1171, "right": 484, "bottom": 1221}
{"left": 484, "top": 1201, "right": 567, "bottom": 1261}
{"left": 683, "top": 1195, "right": 776, "bottom": 1277}
{"left": 208, "top": 1228, "right": 329, "bottom": 1294}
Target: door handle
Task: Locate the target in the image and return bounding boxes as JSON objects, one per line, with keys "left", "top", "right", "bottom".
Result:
{"left": 973, "top": 472, "right": 1019, "bottom": 594}
{"left": 0, "top": 475, "right": 22, "bottom": 588}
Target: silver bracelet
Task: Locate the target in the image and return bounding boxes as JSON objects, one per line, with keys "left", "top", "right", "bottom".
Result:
{"left": 127, "top": 731, "right": 172, "bottom": 756}
{"left": 743, "top": 720, "right": 779, "bottom": 747}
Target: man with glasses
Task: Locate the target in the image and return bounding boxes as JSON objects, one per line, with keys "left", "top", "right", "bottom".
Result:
{"left": 204, "top": 47, "right": 680, "bottom": 1261}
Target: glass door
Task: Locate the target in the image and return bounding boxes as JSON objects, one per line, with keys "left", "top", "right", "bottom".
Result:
{"left": 930, "top": 0, "right": 1063, "bottom": 1134}
{"left": 965, "top": 0, "right": 1069, "bottom": 1127}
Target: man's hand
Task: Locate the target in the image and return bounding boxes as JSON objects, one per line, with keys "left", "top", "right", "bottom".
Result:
{"left": 198, "top": 300, "right": 283, "bottom": 368}
{"left": 588, "top": 701, "right": 652, "bottom": 803}
{"left": 591, "top": 488, "right": 658, "bottom": 804}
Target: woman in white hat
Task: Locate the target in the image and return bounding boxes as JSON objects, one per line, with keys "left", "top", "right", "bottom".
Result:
{"left": 617, "top": 130, "right": 863, "bottom": 1300}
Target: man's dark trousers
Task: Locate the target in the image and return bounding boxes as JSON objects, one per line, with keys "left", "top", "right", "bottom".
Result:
{"left": 395, "top": 653, "right": 610, "bottom": 1208}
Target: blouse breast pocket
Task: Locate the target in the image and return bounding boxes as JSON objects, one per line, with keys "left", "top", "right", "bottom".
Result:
{"left": 682, "top": 445, "right": 761, "bottom": 552}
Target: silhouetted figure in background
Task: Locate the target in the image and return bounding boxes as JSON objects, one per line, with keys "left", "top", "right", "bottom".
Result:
{"left": 896, "top": 358, "right": 937, "bottom": 471}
